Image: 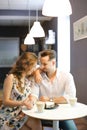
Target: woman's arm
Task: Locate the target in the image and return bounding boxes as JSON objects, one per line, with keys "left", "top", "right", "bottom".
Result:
{"left": 3, "top": 74, "right": 37, "bottom": 109}
{"left": 34, "top": 68, "right": 42, "bottom": 83}
{"left": 3, "top": 74, "right": 23, "bottom": 107}
{"left": 39, "top": 96, "right": 67, "bottom": 104}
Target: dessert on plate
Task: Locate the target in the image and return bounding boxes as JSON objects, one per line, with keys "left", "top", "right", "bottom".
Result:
{"left": 45, "top": 101, "right": 55, "bottom": 108}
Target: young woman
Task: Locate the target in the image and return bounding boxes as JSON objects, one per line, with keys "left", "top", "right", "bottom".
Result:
{"left": 0, "top": 52, "right": 42, "bottom": 130}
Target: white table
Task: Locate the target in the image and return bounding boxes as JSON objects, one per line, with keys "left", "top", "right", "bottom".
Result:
{"left": 22, "top": 103, "right": 87, "bottom": 130}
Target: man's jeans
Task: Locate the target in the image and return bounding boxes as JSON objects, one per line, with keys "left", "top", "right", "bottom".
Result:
{"left": 59, "top": 120, "right": 77, "bottom": 130}
{"left": 41, "top": 120, "right": 77, "bottom": 130}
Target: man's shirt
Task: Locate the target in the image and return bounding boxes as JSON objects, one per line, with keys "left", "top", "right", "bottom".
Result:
{"left": 38, "top": 69, "right": 76, "bottom": 101}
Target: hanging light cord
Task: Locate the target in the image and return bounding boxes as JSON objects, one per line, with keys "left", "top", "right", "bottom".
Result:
{"left": 27, "top": 0, "right": 30, "bottom": 33}
{"left": 36, "top": 6, "right": 38, "bottom": 21}
{"left": 28, "top": 8, "right": 30, "bottom": 32}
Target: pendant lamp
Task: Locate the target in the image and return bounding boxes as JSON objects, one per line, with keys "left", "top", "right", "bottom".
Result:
{"left": 24, "top": 33, "right": 35, "bottom": 45}
{"left": 24, "top": 3, "right": 35, "bottom": 45}
{"left": 42, "top": 0, "right": 72, "bottom": 17}
{"left": 45, "top": 30, "right": 55, "bottom": 44}
{"left": 30, "top": 7, "right": 45, "bottom": 38}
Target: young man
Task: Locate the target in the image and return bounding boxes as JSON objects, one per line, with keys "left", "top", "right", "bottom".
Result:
{"left": 37, "top": 49, "right": 77, "bottom": 130}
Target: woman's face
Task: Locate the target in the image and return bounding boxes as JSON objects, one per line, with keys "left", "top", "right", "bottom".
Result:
{"left": 26, "top": 63, "right": 37, "bottom": 76}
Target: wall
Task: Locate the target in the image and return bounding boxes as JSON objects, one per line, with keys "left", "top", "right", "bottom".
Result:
{"left": 70, "top": 0, "right": 87, "bottom": 104}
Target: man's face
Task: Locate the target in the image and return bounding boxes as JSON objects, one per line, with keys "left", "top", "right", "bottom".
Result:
{"left": 39, "top": 55, "right": 54, "bottom": 72}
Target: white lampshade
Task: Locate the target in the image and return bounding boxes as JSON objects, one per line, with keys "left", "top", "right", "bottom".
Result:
{"left": 42, "top": 0, "right": 72, "bottom": 17}
{"left": 30, "top": 21, "right": 45, "bottom": 38}
{"left": 24, "top": 7, "right": 35, "bottom": 45}
{"left": 45, "top": 30, "right": 55, "bottom": 44}
{"left": 24, "top": 33, "right": 35, "bottom": 45}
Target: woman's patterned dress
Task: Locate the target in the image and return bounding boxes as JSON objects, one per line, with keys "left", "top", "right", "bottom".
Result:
{"left": 0, "top": 77, "right": 31, "bottom": 130}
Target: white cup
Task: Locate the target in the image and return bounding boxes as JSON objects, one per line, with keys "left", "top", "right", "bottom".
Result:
{"left": 69, "top": 97, "right": 77, "bottom": 106}
{"left": 36, "top": 101, "right": 45, "bottom": 113}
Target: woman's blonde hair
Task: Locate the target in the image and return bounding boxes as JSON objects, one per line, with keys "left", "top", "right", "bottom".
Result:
{"left": 9, "top": 52, "right": 37, "bottom": 90}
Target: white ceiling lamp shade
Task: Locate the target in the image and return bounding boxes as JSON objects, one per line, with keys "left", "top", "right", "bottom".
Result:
{"left": 45, "top": 30, "right": 55, "bottom": 44}
{"left": 24, "top": 1, "right": 35, "bottom": 45}
{"left": 24, "top": 33, "right": 35, "bottom": 45}
{"left": 30, "top": 7, "right": 45, "bottom": 38}
{"left": 42, "top": 0, "right": 72, "bottom": 17}
{"left": 30, "top": 21, "right": 45, "bottom": 38}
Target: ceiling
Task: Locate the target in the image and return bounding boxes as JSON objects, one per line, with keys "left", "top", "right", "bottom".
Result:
{"left": 0, "top": 0, "right": 52, "bottom": 26}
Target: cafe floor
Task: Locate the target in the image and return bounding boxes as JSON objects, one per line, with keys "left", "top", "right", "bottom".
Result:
{"left": 43, "top": 127, "right": 53, "bottom": 130}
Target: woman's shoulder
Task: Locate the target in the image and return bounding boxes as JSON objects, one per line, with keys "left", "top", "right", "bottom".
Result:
{"left": 4, "top": 74, "right": 14, "bottom": 81}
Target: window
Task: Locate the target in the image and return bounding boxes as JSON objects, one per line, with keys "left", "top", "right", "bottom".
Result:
{"left": 0, "top": 38, "right": 19, "bottom": 67}
{"left": 57, "top": 16, "right": 70, "bottom": 72}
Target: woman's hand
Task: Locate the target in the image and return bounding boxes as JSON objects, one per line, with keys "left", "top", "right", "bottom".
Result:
{"left": 23, "top": 94, "right": 38, "bottom": 109}
{"left": 28, "top": 94, "right": 37, "bottom": 105}
{"left": 23, "top": 97, "right": 34, "bottom": 109}
{"left": 34, "top": 68, "right": 42, "bottom": 83}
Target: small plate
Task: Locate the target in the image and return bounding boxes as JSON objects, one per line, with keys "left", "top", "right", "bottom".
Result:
{"left": 45, "top": 103, "right": 59, "bottom": 110}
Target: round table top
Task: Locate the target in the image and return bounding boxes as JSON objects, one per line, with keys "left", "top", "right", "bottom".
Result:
{"left": 22, "top": 102, "right": 87, "bottom": 121}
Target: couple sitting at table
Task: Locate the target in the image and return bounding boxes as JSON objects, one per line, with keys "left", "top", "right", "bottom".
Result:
{"left": 0, "top": 50, "right": 77, "bottom": 130}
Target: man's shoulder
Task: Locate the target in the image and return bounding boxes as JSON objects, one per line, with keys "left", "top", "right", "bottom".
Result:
{"left": 57, "top": 69, "right": 73, "bottom": 78}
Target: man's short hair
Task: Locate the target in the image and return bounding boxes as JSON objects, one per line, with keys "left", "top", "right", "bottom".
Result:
{"left": 39, "top": 50, "right": 56, "bottom": 60}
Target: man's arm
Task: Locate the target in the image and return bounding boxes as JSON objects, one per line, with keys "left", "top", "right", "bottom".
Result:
{"left": 40, "top": 96, "right": 67, "bottom": 104}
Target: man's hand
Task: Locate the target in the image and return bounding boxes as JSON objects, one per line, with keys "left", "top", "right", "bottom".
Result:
{"left": 53, "top": 96, "right": 67, "bottom": 104}
{"left": 40, "top": 96, "right": 50, "bottom": 102}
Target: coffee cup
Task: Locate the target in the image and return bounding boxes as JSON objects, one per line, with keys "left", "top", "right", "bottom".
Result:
{"left": 36, "top": 101, "right": 45, "bottom": 113}
{"left": 69, "top": 97, "right": 77, "bottom": 106}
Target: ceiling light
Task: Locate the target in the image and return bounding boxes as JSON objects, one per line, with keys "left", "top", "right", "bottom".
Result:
{"left": 24, "top": 33, "right": 35, "bottom": 45}
{"left": 30, "top": 21, "right": 45, "bottom": 38}
{"left": 42, "top": 0, "right": 72, "bottom": 17}
{"left": 45, "top": 30, "right": 55, "bottom": 44}
{"left": 30, "top": 7, "right": 45, "bottom": 38}
{"left": 24, "top": 1, "right": 35, "bottom": 45}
